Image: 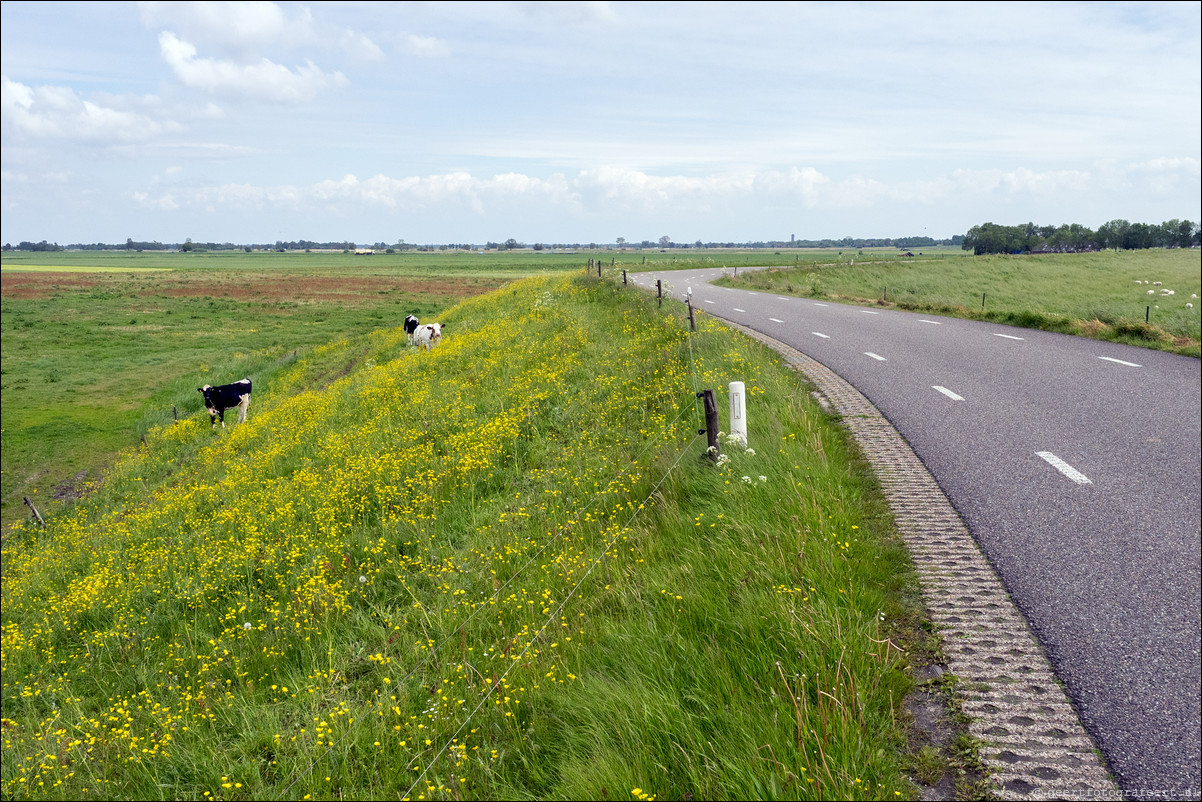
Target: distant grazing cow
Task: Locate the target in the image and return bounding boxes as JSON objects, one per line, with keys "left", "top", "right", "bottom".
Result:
{"left": 413, "top": 323, "right": 443, "bottom": 351}
{"left": 198, "top": 379, "right": 252, "bottom": 427}
{"left": 404, "top": 314, "right": 420, "bottom": 344}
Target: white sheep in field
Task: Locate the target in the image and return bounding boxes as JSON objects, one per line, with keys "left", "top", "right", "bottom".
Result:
{"left": 1147, "top": 290, "right": 1155, "bottom": 295}
{"left": 1187, "top": 303, "right": 1194, "bottom": 309}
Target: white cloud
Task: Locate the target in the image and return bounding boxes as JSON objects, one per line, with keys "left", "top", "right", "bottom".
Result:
{"left": 1, "top": 75, "right": 176, "bottom": 144}
{"left": 132, "top": 190, "right": 179, "bottom": 210}
{"left": 397, "top": 33, "right": 451, "bottom": 59}
{"left": 139, "top": 1, "right": 306, "bottom": 59}
{"left": 340, "top": 29, "right": 386, "bottom": 62}
{"left": 138, "top": 163, "right": 1176, "bottom": 220}
{"left": 158, "top": 32, "right": 347, "bottom": 103}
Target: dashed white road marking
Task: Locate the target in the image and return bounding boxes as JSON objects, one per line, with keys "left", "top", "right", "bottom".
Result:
{"left": 1098, "top": 356, "right": 1142, "bottom": 368}
{"left": 933, "top": 386, "right": 965, "bottom": 401}
{"left": 704, "top": 300, "right": 715, "bottom": 305}
{"left": 861, "top": 310, "right": 880, "bottom": 315}
{"left": 733, "top": 307, "right": 746, "bottom": 313}
{"left": 919, "top": 320, "right": 942, "bottom": 325}
{"left": 865, "top": 352, "right": 887, "bottom": 361}
{"left": 1036, "top": 452, "right": 1093, "bottom": 485}
{"left": 769, "top": 318, "right": 784, "bottom": 323}
{"left": 776, "top": 296, "right": 790, "bottom": 301}
{"left": 813, "top": 303, "right": 829, "bottom": 307}
{"left": 813, "top": 332, "right": 831, "bottom": 339}
{"left": 994, "top": 333, "right": 1025, "bottom": 340}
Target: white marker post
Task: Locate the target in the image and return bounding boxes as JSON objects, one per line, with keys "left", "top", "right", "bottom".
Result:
{"left": 729, "top": 381, "right": 747, "bottom": 448}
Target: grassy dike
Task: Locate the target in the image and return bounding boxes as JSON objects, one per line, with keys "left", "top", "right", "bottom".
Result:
{"left": 2, "top": 272, "right": 925, "bottom": 800}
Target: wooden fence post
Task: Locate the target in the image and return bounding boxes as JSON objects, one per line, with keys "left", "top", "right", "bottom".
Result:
{"left": 698, "top": 390, "right": 720, "bottom": 460}
{"left": 23, "top": 497, "right": 45, "bottom": 527}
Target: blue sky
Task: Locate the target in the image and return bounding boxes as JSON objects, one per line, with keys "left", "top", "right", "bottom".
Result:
{"left": 2, "top": 1, "right": 1199, "bottom": 246}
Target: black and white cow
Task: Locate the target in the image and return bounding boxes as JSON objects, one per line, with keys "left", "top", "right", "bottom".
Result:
{"left": 198, "top": 378, "right": 252, "bottom": 427}
{"left": 404, "top": 315, "right": 420, "bottom": 345}
{"left": 413, "top": 322, "right": 443, "bottom": 351}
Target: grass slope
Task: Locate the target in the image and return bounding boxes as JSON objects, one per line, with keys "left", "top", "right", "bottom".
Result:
{"left": 0, "top": 262, "right": 507, "bottom": 530}
{"left": 3, "top": 273, "right": 922, "bottom": 800}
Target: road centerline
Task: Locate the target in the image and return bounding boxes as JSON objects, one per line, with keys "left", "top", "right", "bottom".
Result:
{"left": 1036, "top": 452, "right": 1093, "bottom": 484}
{"left": 933, "top": 386, "right": 965, "bottom": 401}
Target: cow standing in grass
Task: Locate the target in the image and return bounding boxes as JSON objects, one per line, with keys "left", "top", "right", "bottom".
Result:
{"left": 413, "top": 323, "right": 443, "bottom": 351}
{"left": 198, "top": 379, "right": 252, "bottom": 427}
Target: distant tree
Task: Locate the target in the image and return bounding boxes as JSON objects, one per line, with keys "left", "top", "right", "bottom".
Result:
{"left": 616, "top": 237, "right": 626, "bottom": 248}
{"left": 180, "top": 238, "right": 195, "bottom": 252}
{"left": 1097, "top": 219, "right": 1130, "bottom": 251}
{"left": 659, "top": 235, "right": 672, "bottom": 248}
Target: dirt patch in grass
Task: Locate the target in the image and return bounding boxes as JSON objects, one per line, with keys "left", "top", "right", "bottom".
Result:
{"left": 2, "top": 272, "right": 505, "bottom": 303}
{"left": 1, "top": 272, "right": 111, "bottom": 297}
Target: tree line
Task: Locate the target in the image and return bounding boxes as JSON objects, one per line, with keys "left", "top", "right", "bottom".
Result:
{"left": 6, "top": 222, "right": 1198, "bottom": 255}
{"left": 963, "top": 219, "right": 1199, "bottom": 255}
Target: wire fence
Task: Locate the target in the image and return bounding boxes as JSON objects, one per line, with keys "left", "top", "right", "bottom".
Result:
{"left": 278, "top": 283, "right": 710, "bottom": 798}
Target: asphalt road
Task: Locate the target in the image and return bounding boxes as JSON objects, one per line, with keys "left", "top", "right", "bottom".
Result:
{"left": 631, "top": 267, "right": 1202, "bottom": 799}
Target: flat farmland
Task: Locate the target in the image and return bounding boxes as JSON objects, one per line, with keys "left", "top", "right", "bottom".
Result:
{"left": 0, "top": 251, "right": 529, "bottom": 531}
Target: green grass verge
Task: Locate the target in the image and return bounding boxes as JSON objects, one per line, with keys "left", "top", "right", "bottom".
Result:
{"left": 715, "top": 249, "right": 1201, "bottom": 357}
{"left": 3, "top": 272, "right": 924, "bottom": 800}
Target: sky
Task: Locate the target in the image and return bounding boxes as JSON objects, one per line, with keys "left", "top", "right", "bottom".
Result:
{"left": 2, "top": 1, "right": 1200, "bottom": 246}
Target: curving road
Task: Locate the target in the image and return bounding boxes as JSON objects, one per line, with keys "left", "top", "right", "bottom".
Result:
{"left": 631, "top": 267, "right": 1201, "bottom": 799}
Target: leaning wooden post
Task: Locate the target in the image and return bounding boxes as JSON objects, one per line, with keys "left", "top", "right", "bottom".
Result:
{"left": 597, "top": 261, "right": 602, "bottom": 277}
{"left": 687, "top": 298, "right": 696, "bottom": 332}
{"left": 698, "top": 390, "right": 720, "bottom": 459}
{"left": 623, "top": 269, "right": 628, "bottom": 285}
{"left": 172, "top": 405, "right": 178, "bottom": 421}
{"left": 23, "top": 496, "right": 45, "bottom": 527}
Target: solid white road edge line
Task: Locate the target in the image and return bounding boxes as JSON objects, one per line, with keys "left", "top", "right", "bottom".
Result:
{"left": 1036, "top": 451, "right": 1093, "bottom": 485}
{"left": 933, "top": 386, "right": 965, "bottom": 401}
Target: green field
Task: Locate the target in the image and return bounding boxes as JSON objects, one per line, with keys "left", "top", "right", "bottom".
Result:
{"left": 1, "top": 253, "right": 518, "bottom": 531}
{"left": 2, "top": 270, "right": 942, "bottom": 800}
{"left": 713, "top": 249, "right": 1201, "bottom": 356}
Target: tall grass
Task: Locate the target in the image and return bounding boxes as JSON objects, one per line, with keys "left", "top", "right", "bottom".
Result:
{"left": 718, "top": 249, "right": 1201, "bottom": 356}
{"left": 3, "top": 273, "right": 920, "bottom": 800}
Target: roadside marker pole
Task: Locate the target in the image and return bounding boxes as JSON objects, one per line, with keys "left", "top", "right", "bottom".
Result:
{"left": 729, "top": 381, "right": 747, "bottom": 447}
